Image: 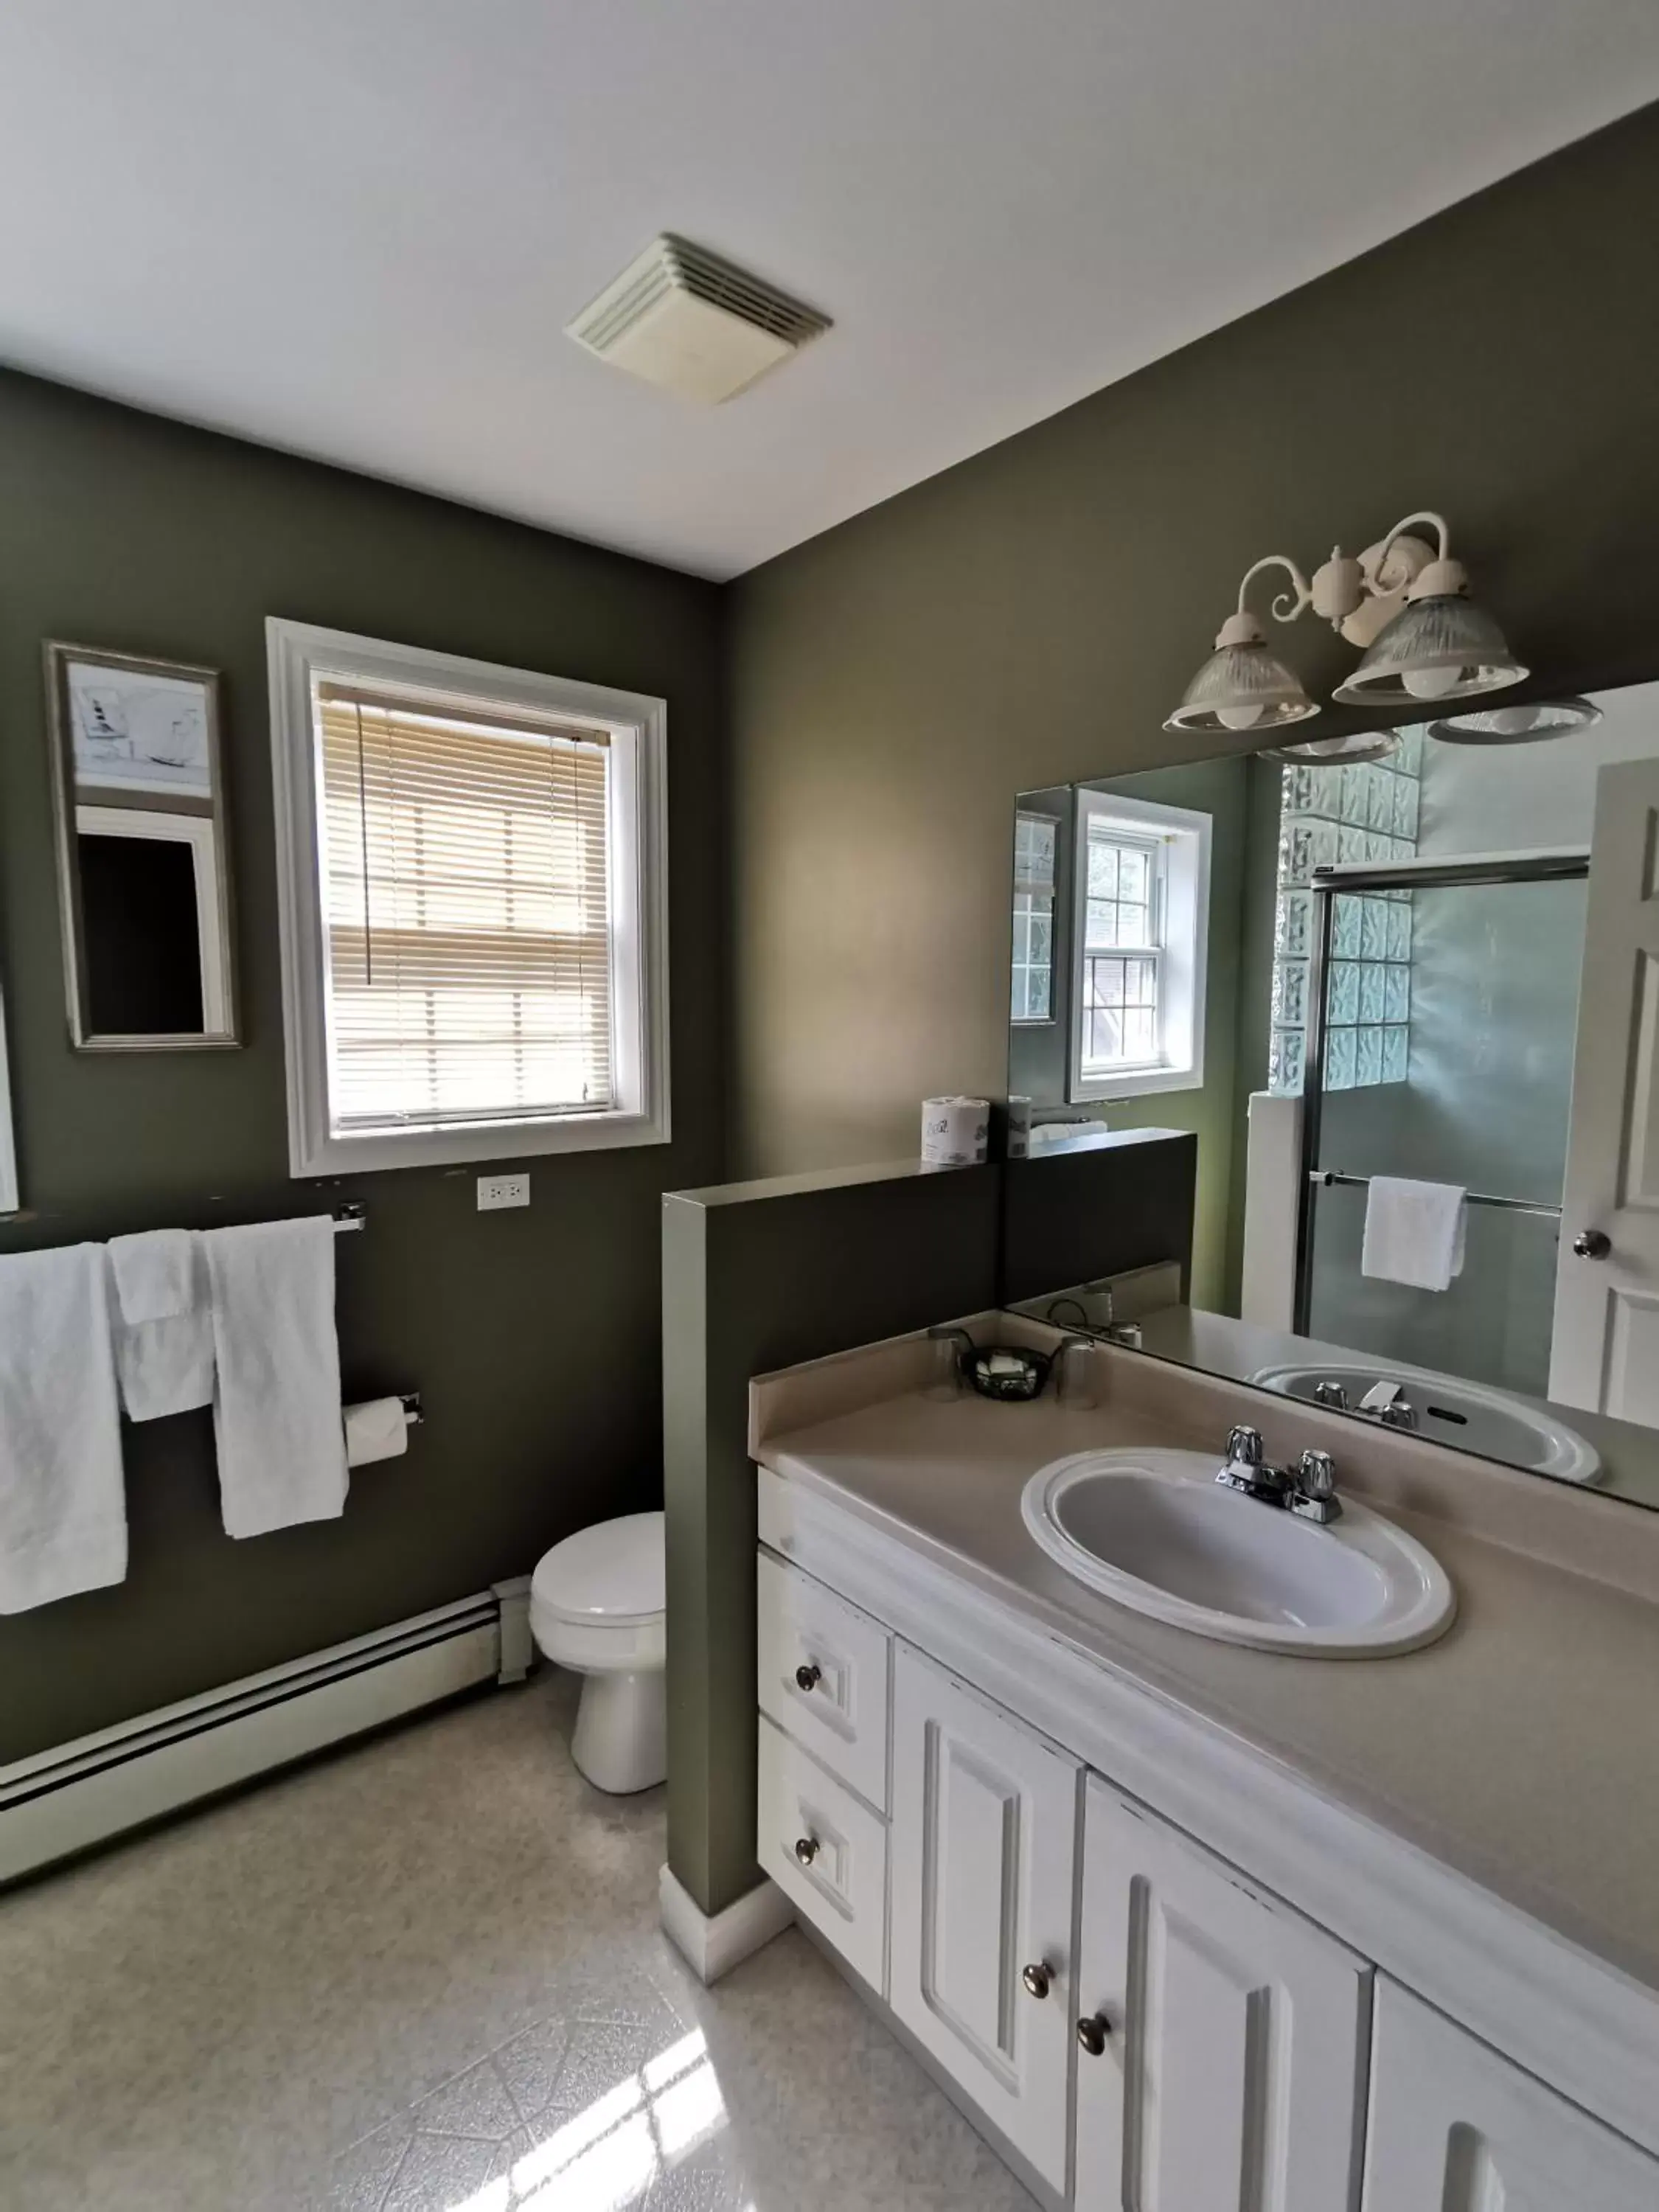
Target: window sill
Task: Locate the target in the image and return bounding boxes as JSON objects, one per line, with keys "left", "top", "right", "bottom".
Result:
{"left": 291, "top": 1105, "right": 672, "bottom": 1178}
{"left": 1072, "top": 1063, "right": 1204, "bottom": 1103}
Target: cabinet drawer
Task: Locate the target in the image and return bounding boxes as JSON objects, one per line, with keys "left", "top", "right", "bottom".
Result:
{"left": 757, "top": 1713, "right": 887, "bottom": 1994}
{"left": 757, "top": 1549, "right": 891, "bottom": 1809}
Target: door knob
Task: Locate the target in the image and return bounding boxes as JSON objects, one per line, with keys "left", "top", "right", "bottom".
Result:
{"left": 794, "top": 1662, "right": 822, "bottom": 1692}
{"left": 1573, "top": 1229, "right": 1611, "bottom": 1261}
{"left": 793, "top": 1835, "right": 819, "bottom": 1867}
{"left": 1021, "top": 1961, "right": 1052, "bottom": 2000}
{"left": 1077, "top": 2012, "right": 1113, "bottom": 2056}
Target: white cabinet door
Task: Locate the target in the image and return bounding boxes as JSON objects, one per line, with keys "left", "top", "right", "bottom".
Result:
{"left": 1364, "top": 1980, "right": 1659, "bottom": 2211}
{"left": 889, "top": 1644, "right": 1079, "bottom": 2195}
{"left": 1549, "top": 755, "right": 1659, "bottom": 1420}
{"left": 1077, "top": 1778, "right": 1371, "bottom": 2212}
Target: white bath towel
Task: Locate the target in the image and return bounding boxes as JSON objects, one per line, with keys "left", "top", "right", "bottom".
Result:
{"left": 1361, "top": 1176, "right": 1468, "bottom": 1293}
{"left": 203, "top": 1217, "right": 349, "bottom": 1538}
{"left": 0, "top": 1245, "right": 127, "bottom": 1613}
{"left": 107, "top": 1229, "right": 215, "bottom": 1422}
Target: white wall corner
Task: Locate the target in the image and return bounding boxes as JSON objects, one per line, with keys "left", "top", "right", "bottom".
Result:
{"left": 493, "top": 1576, "right": 535, "bottom": 1684}
{"left": 658, "top": 1864, "right": 794, "bottom": 1984}
{"left": 1241, "top": 1088, "right": 1303, "bottom": 1331}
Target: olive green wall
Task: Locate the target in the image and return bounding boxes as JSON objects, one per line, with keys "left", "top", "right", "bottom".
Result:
{"left": 0, "top": 369, "right": 726, "bottom": 1762}
{"left": 726, "top": 102, "right": 1659, "bottom": 1178}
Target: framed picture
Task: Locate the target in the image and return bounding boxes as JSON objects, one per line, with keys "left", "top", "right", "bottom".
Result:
{"left": 44, "top": 642, "right": 239, "bottom": 1050}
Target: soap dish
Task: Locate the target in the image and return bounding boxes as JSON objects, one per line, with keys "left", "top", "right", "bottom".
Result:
{"left": 965, "top": 1345, "right": 1051, "bottom": 1402}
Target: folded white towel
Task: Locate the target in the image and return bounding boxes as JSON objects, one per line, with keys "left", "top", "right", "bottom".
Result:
{"left": 1361, "top": 1176, "right": 1467, "bottom": 1293}
{"left": 203, "top": 1217, "right": 348, "bottom": 1538}
{"left": 108, "top": 1229, "right": 196, "bottom": 1324}
{"left": 108, "top": 1229, "right": 215, "bottom": 1422}
{"left": 0, "top": 1245, "right": 127, "bottom": 1613}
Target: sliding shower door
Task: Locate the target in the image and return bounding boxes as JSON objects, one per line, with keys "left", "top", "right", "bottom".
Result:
{"left": 1302, "top": 871, "right": 1588, "bottom": 1400}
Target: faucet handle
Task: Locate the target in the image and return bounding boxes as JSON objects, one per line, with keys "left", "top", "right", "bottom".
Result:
{"left": 1296, "top": 1449, "right": 1337, "bottom": 1500}
{"left": 1288, "top": 1447, "right": 1343, "bottom": 1524}
{"left": 1225, "top": 1425, "right": 1264, "bottom": 1468}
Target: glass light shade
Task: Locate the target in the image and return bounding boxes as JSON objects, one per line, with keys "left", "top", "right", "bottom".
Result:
{"left": 1332, "top": 594, "right": 1526, "bottom": 707}
{"left": 1426, "top": 695, "right": 1601, "bottom": 746}
{"left": 1164, "top": 641, "right": 1318, "bottom": 735}
{"left": 1262, "top": 730, "right": 1399, "bottom": 767}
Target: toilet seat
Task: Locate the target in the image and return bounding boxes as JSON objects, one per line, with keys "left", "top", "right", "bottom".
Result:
{"left": 532, "top": 1509, "right": 664, "bottom": 1627}
{"left": 530, "top": 1511, "right": 667, "bottom": 1673}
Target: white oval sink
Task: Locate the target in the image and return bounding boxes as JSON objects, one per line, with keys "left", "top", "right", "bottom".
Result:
{"left": 1021, "top": 1447, "right": 1455, "bottom": 1656}
{"left": 1248, "top": 1361, "right": 1600, "bottom": 1485}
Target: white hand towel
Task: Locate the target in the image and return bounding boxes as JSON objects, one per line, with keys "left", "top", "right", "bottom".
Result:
{"left": 108, "top": 1229, "right": 195, "bottom": 1324}
{"left": 344, "top": 1397, "right": 409, "bottom": 1469}
{"left": 108, "top": 1230, "right": 215, "bottom": 1422}
{"left": 1361, "top": 1177, "right": 1468, "bottom": 1293}
{"left": 0, "top": 1245, "right": 127, "bottom": 1613}
{"left": 203, "top": 1217, "right": 349, "bottom": 1538}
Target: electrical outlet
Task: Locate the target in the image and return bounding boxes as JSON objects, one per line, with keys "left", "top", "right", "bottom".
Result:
{"left": 476, "top": 1172, "right": 531, "bottom": 1212}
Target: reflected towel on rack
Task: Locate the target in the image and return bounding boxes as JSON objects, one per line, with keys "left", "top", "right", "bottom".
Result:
{"left": 203, "top": 1217, "right": 348, "bottom": 1537}
{"left": 108, "top": 1229, "right": 215, "bottom": 1421}
{"left": 1361, "top": 1177, "right": 1467, "bottom": 1293}
{"left": 0, "top": 1245, "right": 126, "bottom": 1612}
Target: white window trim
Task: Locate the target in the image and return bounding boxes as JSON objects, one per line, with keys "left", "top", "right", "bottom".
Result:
{"left": 267, "top": 618, "right": 669, "bottom": 1178}
{"left": 1070, "top": 788, "right": 1211, "bottom": 1104}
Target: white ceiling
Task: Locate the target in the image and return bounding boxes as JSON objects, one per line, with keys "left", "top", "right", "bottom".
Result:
{"left": 1, "top": 4, "right": 1656, "bottom": 580}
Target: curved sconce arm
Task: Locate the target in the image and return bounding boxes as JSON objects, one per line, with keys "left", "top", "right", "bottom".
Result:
{"left": 1215, "top": 553, "right": 1313, "bottom": 646}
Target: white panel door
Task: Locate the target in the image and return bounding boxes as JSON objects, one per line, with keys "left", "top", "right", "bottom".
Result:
{"left": 889, "top": 1644, "right": 1079, "bottom": 2194}
{"left": 1363, "top": 1980, "right": 1659, "bottom": 2211}
{"left": 1550, "top": 757, "right": 1659, "bottom": 1419}
{"left": 1076, "top": 1778, "right": 1370, "bottom": 2212}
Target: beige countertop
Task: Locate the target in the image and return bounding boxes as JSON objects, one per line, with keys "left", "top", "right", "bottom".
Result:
{"left": 754, "top": 1340, "right": 1659, "bottom": 2001}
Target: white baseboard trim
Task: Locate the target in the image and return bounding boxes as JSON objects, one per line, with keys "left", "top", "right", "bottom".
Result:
{"left": 1, "top": 1585, "right": 529, "bottom": 1888}
{"left": 658, "top": 1863, "right": 795, "bottom": 1983}
{"left": 493, "top": 1575, "right": 535, "bottom": 1683}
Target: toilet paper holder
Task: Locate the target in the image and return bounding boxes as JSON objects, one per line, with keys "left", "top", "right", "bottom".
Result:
{"left": 397, "top": 1391, "right": 424, "bottom": 1427}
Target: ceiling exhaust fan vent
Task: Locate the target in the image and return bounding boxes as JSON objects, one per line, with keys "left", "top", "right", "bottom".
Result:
{"left": 565, "top": 234, "right": 831, "bottom": 405}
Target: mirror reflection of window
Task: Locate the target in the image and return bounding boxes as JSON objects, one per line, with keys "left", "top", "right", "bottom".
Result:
{"left": 1010, "top": 811, "right": 1057, "bottom": 1023}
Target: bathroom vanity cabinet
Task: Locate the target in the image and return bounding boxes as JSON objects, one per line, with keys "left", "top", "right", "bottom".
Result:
{"left": 754, "top": 1477, "right": 1659, "bottom": 2210}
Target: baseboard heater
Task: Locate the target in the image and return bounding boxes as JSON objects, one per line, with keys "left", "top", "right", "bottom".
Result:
{"left": 0, "top": 1576, "right": 533, "bottom": 1888}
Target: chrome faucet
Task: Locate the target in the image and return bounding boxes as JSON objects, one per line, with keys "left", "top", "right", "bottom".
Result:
{"left": 1313, "top": 1379, "right": 1349, "bottom": 1411}
{"left": 1215, "top": 1425, "right": 1290, "bottom": 1505}
{"left": 1217, "top": 1427, "right": 1343, "bottom": 1523}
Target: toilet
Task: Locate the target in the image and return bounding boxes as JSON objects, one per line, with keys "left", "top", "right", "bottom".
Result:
{"left": 529, "top": 1510, "right": 667, "bottom": 1794}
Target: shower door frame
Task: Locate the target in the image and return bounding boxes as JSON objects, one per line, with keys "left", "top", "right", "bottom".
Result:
{"left": 1293, "top": 849, "right": 1590, "bottom": 1338}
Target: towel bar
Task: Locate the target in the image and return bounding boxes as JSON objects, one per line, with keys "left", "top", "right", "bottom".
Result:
{"left": 1309, "top": 1170, "right": 1560, "bottom": 1222}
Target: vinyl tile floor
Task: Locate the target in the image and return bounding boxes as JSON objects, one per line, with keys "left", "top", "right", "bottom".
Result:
{"left": 0, "top": 1670, "right": 1036, "bottom": 2212}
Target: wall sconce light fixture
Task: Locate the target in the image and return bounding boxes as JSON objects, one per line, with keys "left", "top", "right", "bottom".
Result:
{"left": 1164, "top": 512, "right": 1527, "bottom": 741}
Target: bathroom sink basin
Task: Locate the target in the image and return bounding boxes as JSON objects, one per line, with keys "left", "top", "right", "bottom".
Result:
{"left": 1020, "top": 1447, "right": 1455, "bottom": 1655}
{"left": 1248, "top": 1362, "right": 1600, "bottom": 1485}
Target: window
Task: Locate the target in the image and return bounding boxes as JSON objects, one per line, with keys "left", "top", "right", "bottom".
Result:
{"left": 1010, "top": 811, "right": 1057, "bottom": 1022}
{"left": 268, "top": 621, "right": 668, "bottom": 1175}
{"left": 1071, "top": 790, "right": 1210, "bottom": 1102}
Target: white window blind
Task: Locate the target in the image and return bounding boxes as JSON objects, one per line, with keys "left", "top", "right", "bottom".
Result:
{"left": 316, "top": 684, "right": 614, "bottom": 1132}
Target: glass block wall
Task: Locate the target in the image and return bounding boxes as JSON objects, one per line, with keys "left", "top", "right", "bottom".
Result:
{"left": 1269, "top": 729, "right": 1423, "bottom": 1093}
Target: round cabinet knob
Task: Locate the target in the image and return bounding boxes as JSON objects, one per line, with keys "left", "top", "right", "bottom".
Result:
{"left": 1021, "top": 1962, "right": 1052, "bottom": 2000}
{"left": 1077, "top": 2013, "right": 1113, "bottom": 2057}
{"left": 793, "top": 1835, "right": 820, "bottom": 1867}
{"left": 1573, "top": 1229, "right": 1612, "bottom": 1261}
{"left": 794, "top": 1662, "right": 822, "bottom": 1693}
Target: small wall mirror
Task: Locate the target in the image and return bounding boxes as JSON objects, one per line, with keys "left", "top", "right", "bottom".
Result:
{"left": 1002, "top": 679, "right": 1659, "bottom": 1512}
{"left": 46, "top": 643, "right": 238, "bottom": 1050}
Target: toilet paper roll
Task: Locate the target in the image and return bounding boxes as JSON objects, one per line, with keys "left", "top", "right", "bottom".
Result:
{"left": 920, "top": 1096, "right": 990, "bottom": 1167}
{"left": 344, "top": 1396, "right": 409, "bottom": 1468}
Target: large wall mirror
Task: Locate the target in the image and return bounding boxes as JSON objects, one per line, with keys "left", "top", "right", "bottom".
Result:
{"left": 46, "top": 643, "right": 238, "bottom": 1050}
{"left": 1004, "top": 679, "right": 1659, "bottom": 1511}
